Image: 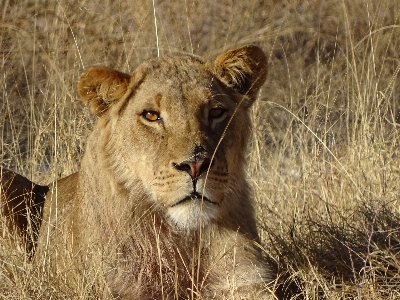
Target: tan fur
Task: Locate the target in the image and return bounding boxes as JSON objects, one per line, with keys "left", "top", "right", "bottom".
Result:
{"left": 38, "top": 45, "right": 271, "bottom": 299}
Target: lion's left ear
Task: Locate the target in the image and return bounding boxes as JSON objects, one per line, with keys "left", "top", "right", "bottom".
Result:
{"left": 213, "top": 45, "right": 267, "bottom": 107}
{"left": 77, "top": 66, "right": 131, "bottom": 117}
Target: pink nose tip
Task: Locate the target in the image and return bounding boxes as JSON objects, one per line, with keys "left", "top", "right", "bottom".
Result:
{"left": 174, "top": 158, "right": 211, "bottom": 179}
{"left": 188, "top": 160, "right": 207, "bottom": 179}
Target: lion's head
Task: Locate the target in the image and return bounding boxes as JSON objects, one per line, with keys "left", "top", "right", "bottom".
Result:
{"left": 77, "top": 45, "right": 267, "bottom": 231}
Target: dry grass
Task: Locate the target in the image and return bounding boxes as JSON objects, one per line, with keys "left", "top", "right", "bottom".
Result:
{"left": 1, "top": 0, "right": 400, "bottom": 298}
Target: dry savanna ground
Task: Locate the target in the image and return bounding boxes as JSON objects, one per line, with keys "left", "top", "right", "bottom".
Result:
{"left": 1, "top": 0, "right": 400, "bottom": 299}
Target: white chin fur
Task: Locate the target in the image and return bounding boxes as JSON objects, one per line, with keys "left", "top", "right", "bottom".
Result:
{"left": 166, "top": 202, "right": 219, "bottom": 230}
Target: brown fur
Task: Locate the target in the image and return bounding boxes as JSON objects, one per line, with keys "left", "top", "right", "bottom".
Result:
{"left": 0, "top": 168, "right": 47, "bottom": 253}
{"left": 38, "top": 45, "right": 271, "bottom": 299}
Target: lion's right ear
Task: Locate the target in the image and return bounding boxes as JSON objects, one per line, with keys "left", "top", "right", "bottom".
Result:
{"left": 77, "top": 67, "right": 131, "bottom": 117}
{"left": 212, "top": 45, "right": 267, "bottom": 107}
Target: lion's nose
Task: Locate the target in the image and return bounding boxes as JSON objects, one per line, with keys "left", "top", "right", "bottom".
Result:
{"left": 174, "top": 158, "right": 211, "bottom": 180}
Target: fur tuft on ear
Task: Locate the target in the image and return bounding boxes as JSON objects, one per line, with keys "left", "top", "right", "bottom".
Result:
{"left": 212, "top": 45, "right": 267, "bottom": 104}
{"left": 77, "top": 67, "right": 131, "bottom": 116}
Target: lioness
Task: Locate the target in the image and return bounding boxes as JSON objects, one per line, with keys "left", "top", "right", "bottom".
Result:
{"left": 38, "top": 45, "right": 270, "bottom": 299}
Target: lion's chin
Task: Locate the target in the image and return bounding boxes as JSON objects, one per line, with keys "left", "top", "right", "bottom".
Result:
{"left": 166, "top": 194, "right": 219, "bottom": 230}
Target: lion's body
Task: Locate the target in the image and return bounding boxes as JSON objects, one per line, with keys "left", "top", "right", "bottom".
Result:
{"left": 37, "top": 45, "right": 270, "bottom": 299}
{"left": 0, "top": 169, "right": 47, "bottom": 253}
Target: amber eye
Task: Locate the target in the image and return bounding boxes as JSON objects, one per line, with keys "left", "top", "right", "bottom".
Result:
{"left": 209, "top": 107, "right": 226, "bottom": 119}
{"left": 142, "top": 110, "right": 160, "bottom": 122}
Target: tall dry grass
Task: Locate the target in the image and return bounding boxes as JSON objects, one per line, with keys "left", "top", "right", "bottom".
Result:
{"left": 1, "top": 0, "right": 399, "bottom": 298}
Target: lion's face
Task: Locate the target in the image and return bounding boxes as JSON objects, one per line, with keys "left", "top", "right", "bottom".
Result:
{"left": 78, "top": 46, "right": 267, "bottom": 230}
{"left": 116, "top": 63, "right": 241, "bottom": 229}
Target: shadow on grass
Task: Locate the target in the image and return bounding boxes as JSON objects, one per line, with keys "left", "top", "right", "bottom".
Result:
{"left": 264, "top": 201, "right": 400, "bottom": 299}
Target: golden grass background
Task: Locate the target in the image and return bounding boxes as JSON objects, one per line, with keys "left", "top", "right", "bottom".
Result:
{"left": 1, "top": 0, "right": 400, "bottom": 298}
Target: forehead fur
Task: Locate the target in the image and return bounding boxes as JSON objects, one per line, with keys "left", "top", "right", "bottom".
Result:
{"left": 135, "top": 54, "right": 212, "bottom": 86}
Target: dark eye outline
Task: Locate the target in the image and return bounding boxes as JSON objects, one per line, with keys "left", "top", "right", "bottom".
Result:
{"left": 141, "top": 110, "right": 161, "bottom": 122}
{"left": 209, "top": 107, "right": 227, "bottom": 119}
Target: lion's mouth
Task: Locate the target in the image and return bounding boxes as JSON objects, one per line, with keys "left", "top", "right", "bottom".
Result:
{"left": 171, "top": 192, "right": 218, "bottom": 207}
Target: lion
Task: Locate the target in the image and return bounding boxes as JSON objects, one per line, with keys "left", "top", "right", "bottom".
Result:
{"left": 37, "top": 45, "right": 270, "bottom": 299}
{"left": 0, "top": 168, "right": 47, "bottom": 253}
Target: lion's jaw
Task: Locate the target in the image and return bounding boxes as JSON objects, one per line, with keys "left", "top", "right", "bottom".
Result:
{"left": 166, "top": 193, "right": 220, "bottom": 230}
